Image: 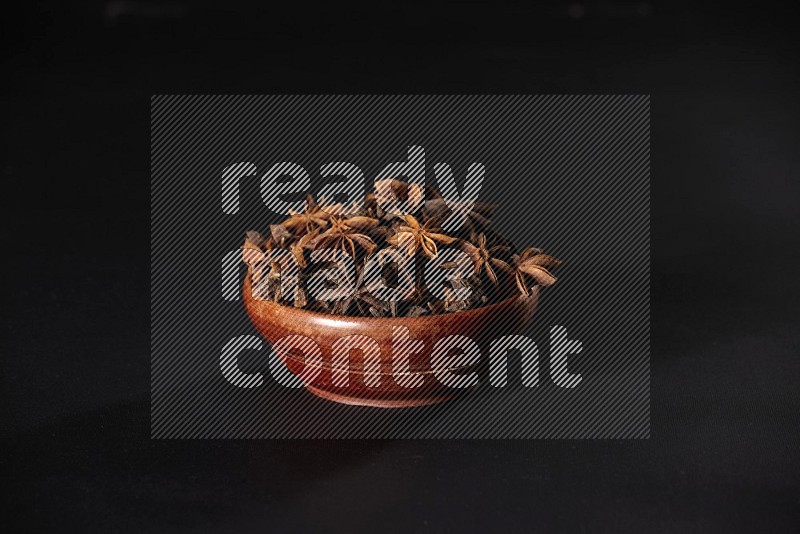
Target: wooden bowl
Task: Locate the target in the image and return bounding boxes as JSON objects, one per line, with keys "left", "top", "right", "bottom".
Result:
{"left": 243, "top": 273, "right": 539, "bottom": 407}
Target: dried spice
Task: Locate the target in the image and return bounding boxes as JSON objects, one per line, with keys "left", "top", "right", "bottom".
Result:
{"left": 459, "top": 232, "right": 512, "bottom": 286}
{"left": 282, "top": 194, "right": 330, "bottom": 236}
{"left": 311, "top": 215, "right": 379, "bottom": 258}
{"left": 509, "top": 248, "right": 561, "bottom": 296}
{"left": 242, "top": 184, "right": 561, "bottom": 316}
{"left": 386, "top": 214, "right": 458, "bottom": 258}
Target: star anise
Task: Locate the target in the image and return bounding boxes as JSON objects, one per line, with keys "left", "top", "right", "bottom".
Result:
{"left": 282, "top": 195, "right": 330, "bottom": 236}
{"left": 242, "top": 230, "right": 266, "bottom": 266}
{"left": 509, "top": 247, "right": 561, "bottom": 296}
{"left": 361, "top": 248, "right": 418, "bottom": 304}
{"left": 292, "top": 282, "right": 309, "bottom": 308}
{"left": 311, "top": 215, "right": 379, "bottom": 259}
{"left": 428, "top": 285, "right": 471, "bottom": 314}
{"left": 386, "top": 214, "right": 457, "bottom": 258}
{"left": 374, "top": 179, "right": 425, "bottom": 217}
{"left": 459, "top": 232, "right": 511, "bottom": 286}
{"left": 328, "top": 266, "right": 389, "bottom": 316}
{"left": 289, "top": 228, "right": 320, "bottom": 268}
{"left": 242, "top": 181, "right": 563, "bottom": 316}
{"left": 251, "top": 260, "right": 282, "bottom": 301}
{"left": 269, "top": 223, "right": 294, "bottom": 248}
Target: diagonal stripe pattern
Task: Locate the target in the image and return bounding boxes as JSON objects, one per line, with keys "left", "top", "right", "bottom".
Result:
{"left": 151, "top": 95, "right": 650, "bottom": 438}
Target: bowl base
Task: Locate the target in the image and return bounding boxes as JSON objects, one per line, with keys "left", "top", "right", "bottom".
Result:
{"left": 305, "top": 385, "right": 460, "bottom": 408}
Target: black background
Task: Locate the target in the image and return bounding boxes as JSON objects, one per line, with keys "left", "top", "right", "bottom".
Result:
{"left": 151, "top": 95, "right": 650, "bottom": 439}
{"left": 3, "top": 1, "right": 799, "bottom": 532}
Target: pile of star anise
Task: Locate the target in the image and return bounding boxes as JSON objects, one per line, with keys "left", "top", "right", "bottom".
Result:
{"left": 242, "top": 180, "right": 560, "bottom": 317}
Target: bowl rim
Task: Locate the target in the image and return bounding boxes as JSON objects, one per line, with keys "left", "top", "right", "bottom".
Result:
{"left": 243, "top": 272, "right": 539, "bottom": 325}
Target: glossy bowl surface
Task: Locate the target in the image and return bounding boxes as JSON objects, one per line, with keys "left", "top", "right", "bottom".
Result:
{"left": 243, "top": 273, "right": 539, "bottom": 407}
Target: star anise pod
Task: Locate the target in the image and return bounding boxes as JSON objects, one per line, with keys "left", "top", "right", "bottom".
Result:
{"left": 361, "top": 248, "right": 418, "bottom": 304}
{"left": 406, "top": 305, "right": 430, "bottom": 317}
{"left": 282, "top": 195, "right": 330, "bottom": 236}
{"left": 428, "top": 285, "right": 470, "bottom": 314}
{"left": 311, "top": 215, "right": 379, "bottom": 259}
{"left": 374, "top": 179, "right": 424, "bottom": 217}
{"left": 289, "top": 228, "right": 320, "bottom": 268}
{"left": 292, "top": 282, "right": 309, "bottom": 308}
{"left": 459, "top": 232, "right": 511, "bottom": 286}
{"left": 242, "top": 230, "right": 266, "bottom": 265}
{"left": 243, "top": 230, "right": 284, "bottom": 263}
{"left": 243, "top": 180, "right": 563, "bottom": 316}
{"left": 269, "top": 223, "right": 294, "bottom": 248}
{"left": 251, "top": 260, "right": 282, "bottom": 301}
{"left": 329, "top": 266, "right": 389, "bottom": 316}
{"left": 509, "top": 247, "right": 561, "bottom": 296}
{"left": 386, "top": 214, "right": 457, "bottom": 258}
{"left": 242, "top": 231, "right": 270, "bottom": 281}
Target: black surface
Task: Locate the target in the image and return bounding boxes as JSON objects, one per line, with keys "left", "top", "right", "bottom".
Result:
{"left": 3, "top": 1, "right": 799, "bottom": 532}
